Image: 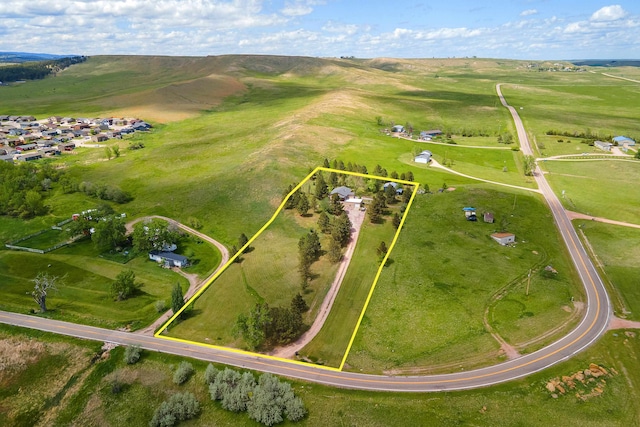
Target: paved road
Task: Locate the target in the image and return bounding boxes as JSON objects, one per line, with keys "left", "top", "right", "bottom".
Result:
{"left": 0, "top": 86, "right": 611, "bottom": 392}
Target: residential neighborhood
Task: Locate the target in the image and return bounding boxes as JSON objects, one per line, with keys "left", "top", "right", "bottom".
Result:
{"left": 0, "top": 115, "right": 152, "bottom": 162}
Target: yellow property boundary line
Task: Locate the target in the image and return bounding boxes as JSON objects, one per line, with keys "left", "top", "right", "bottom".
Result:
{"left": 155, "top": 166, "right": 419, "bottom": 372}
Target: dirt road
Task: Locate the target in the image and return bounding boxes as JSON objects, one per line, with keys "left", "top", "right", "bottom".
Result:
{"left": 269, "top": 205, "right": 366, "bottom": 358}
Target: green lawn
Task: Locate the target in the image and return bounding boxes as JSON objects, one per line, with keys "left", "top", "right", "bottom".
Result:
{"left": 346, "top": 186, "right": 583, "bottom": 374}
{"left": 0, "top": 240, "right": 188, "bottom": 329}
{"left": 10, "top": 228, "right": 67, "bottom": 251}
{"left": 577, "top": 220, "right": 640, "bottom": 321}
{"left": 541, "top": 160, "right": 640, "bottom": 223}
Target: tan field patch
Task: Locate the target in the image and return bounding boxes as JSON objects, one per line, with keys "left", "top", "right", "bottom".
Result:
{"left": 103, "top": 74, "right": 246, "bottom": 123}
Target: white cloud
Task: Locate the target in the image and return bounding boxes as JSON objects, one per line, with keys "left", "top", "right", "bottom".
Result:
{"left": 281, "top": 0, "right": 325, "bottom": 17}
{"left": 591, "top": 5, "right": 627, "bottom": 22}
{"left": 520, "top": 9, "right": 537, "bottom": 17}
{"left": 322, "top": 21, "right": 360, "bottom": 35}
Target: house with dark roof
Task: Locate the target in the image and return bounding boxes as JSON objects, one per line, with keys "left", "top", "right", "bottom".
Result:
{"left": 149, "top": 250, "right": 189, "bottom": 268}
{"left": 330, "top": 186, "right": 354, "bottom": 200}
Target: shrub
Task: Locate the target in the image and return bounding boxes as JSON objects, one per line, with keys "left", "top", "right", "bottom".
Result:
{"left": 204, "top": 363, "right": 218, "bottom": 384}
{"left": 173, "top": 361, "right": 194, "bottom": 385}
{"left": 124, "top": 345, "right": 141, "bottom": 365}
{"left": 149, "top": 392, "right": 200, "bottom": 427}
{"left": 155, "top": 300, "right": 167, "bottom": 313}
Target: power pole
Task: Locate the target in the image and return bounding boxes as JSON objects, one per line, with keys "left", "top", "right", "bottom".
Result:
{"left": 525, "top": 269, "right": 531, "bottom": 296}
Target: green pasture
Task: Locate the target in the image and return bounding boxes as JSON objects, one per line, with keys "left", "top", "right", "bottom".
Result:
{"left": 0, "top": 240, "right": 188, "bottom": 329}
{"left": 346, "top": 186, "right": 583, "bottom": 374}
{"left": 542, "top": 160, "right": 640, "bottom": 223}
{"left": 534, "top": 134, "right": 599, "bottom": 157}
{"left": 577, "top": 221, "right": 640, "bottom": 321}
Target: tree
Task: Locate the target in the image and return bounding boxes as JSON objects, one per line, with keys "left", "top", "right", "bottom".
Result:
{"left": 296, "top": 193, "right": 310, "bottom": 216}
{"left": 291, "top": 293, "right": 308, "bottom": 315}
{"left": 104, "top": 145, "right": 112, "bottom": 160}
{"left": 423, "top": 183, "right": 430, "bottom": 193}
{"left": 635, "top": 150, "right": 640, "bottom": 159}
{"left": 329, "top": 171, "right": 338, "bottom": 188}
{"left": 523, "top": 155, "right": 535, "bottom": 176}
{"left": 66, "top": 216, "right": 92, "bottom": 238}
{"left": 132, "top": 219, "right": 181, "bottom": 253}
{"left": 150, "top": 392, "right": 200, "bottom": 427}
{"left": 327, "top": 237, "right": 342, "bottom": 263}
{"left": 328, "top": 193, "right": 343, "bottom": 215}
{"left": 31, "top": 272, "right": 62, "bottom": 312}
{"left": 112, "top": 144, "right": 120, "bottom": 158}
{"left": 171, "top": 283, "right": 185, "bottom": 318}
{"left": 406, "top": 171, "right": 414, "bottom": 182}
{"left": 314, "top": 172, "right": 328, "bottom": 200}
{"left": 377, "top": 241, "right": 388, "bottom": 263}
{"left": 92, "top": 215, "right": 126, "bottom": 250}
{"left": 331, "top": 212, "right": 352, "bottom": 247}
{"left": 317, "top": 212, "right": 330, "bottom": 233}
{"left": 392, "top": 212, "right": 401, "bottom": 229}
{"left": 23, "top": 190, "right": 47, "bottom": 218}
{"left": 322, "top": 158, "right": 330, "bottom": 168}
{"left": 235, "top": 303, "right": 271, "bottom": 350}
{"left": 384, "top": 184, "right": 397, "bottom": 204}
{"left": 111, "top": 269, "right": 140, "bottom": 301}
{"left": 368, "top": 193, "right": 385, "bottom": 223}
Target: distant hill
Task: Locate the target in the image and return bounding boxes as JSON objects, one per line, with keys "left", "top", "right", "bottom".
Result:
{"left": 570, "top": 59, "right": 640, "bottom": 67}
{"left": 0, "top": 52, "right": 78, "bottom": 63}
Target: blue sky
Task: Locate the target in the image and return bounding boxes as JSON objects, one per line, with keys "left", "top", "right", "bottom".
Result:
{"left": 1, "top": 1, "right": 638, "bottom": 59}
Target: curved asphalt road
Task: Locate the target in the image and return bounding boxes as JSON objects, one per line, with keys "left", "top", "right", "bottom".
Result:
{"left": 0, "top": 85, "right": 611, "bottom": 392}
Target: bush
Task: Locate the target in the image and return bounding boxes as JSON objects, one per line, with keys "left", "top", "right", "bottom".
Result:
{"left": 155, "top": 300, "right": 167, "bottom": 313}
{"left": 204, "top": 363, "right": 218, "bottom": 384}
{"left": 149, "top": 392, "right": 200, "bottom": 427}
{"left": 173, "top": 361, "right": 194, "bottom": 385}
{"left": 124, "top": 345, "right": 141, "bottom": 365}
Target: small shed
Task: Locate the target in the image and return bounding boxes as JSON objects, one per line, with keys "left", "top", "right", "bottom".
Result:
{"left": 491, "top": 232, "right": 516, "bottom": 245}
{"left": 484, "top": 213, "right": 494, "bottom": 223}
{"left": 463, "top": 207, "right": 476, "bottom": 218}
{"left": 391, "top": 125, "right": 405, "bottom": 133}
{"left": 414, "top": 150, "right": 432, "bottom": 164}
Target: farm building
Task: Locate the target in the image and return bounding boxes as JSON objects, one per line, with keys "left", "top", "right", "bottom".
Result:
{"left": 330, "top": 186, "right": 355, "bottom": 200}
{"left": 414, "top": 150, "right": 432, "bottom": 164}
{"left": 491, "top": 232, "right": 516, "bottom": 245}
{"left": 420, "top": 129, "right": 442, "bottom": 138}
{"left": 149, "top": 250, "right": 189, "bottom": 268}
{"left": 594, "top": 141, "right": 613, "bottom": 151}
{"left": 484, "top": 212, "right": 494, "bottom": 223}
{"left": 391, "top": 125, "right": 404, "bottom": 133}
{"left": 613, "top": 136, "right": 635, "bottom": 146}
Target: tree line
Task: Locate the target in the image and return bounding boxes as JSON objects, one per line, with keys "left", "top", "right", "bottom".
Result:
{"left": 0, "top": 161, "right": 62, "bottom": 218}
{"left": 0, "top": 56, "right": 86, "bottom": 82}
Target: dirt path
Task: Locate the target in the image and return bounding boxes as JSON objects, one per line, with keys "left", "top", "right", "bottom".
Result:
{"left": 269, "top": 205, "right": 366, "bottom": 359}
{"left": 609, "top": 316, "right": 640, "bottom": 330}
{"left": 565, "top": 210, "right": 640, "bottom": 229}
{"left": 126, "top": 215, "right": 230, "bottom": 336}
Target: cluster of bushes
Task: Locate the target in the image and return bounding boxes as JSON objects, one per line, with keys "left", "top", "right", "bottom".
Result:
{"left": 149, "top": 392, "right": 200, "bottom": 427}
{"left": 545, "top": 129, "right": 610, "bottom": 140}
{"left": 0, "top": 161, "right": 63, "bottom": 218}
{"left": 59, "top": 176, "right": 132, "bottom": 204}
{"left": 205, "top": 365, "right": 307, "bottom": 426}
{"left": 235, "top": 294, "right": 309, "bottom": 350}
{"left": 0, "top": 56, "right": 86, "bottom": 82}
{"left": 128, "top": 142, "right": 145, "bottom": 150}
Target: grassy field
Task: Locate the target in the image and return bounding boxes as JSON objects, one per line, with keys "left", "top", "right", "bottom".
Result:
{"left": 2, "top": 322, "right": 640, "bottom": 426}
{"left": 541, "top": 160, "right": 640, "bottom": 223}
{"left": 577, "top": 221, "right": 640, "bottom": 321}
{"left": 10, "top": 228, "right": 67, "bottom": 251}
{"left": 0, "top": 240, "right": 189, "bottom": 329}
{"left": 346, "top": 186, "right": 583, "bottom": 374}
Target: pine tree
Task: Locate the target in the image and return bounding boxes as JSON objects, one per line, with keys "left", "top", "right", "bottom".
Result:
{"left": 314, "top": 172, "right": 328, "bottom": 200}
{"left": 317, "top": 211, "right": 331, "bottom": 233}
{"left": 392, "top": 212, "right": 401, "bottom": 229}
{"left": 171, "top": 283, "right": 185, "bottom": 319}
{"left": 296, "top": 193, "right": 310, "bottom": 216}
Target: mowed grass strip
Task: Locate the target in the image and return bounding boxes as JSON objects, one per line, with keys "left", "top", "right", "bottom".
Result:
{"left": 542, "top": 160, "right": 640, "bottom": 223}
{"left": 577, "top": 220, "right": 640, "bottom": 321}
{"left": 346, "top": 186, "right": 583, "bottom": 374}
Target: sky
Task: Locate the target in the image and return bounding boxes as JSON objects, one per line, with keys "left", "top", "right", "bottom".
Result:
{"left": 1, "top": 0, "right": 639, "bottom": 59}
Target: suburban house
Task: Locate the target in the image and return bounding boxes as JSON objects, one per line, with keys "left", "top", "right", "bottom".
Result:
{"left": 613, "top": 136, "right": 635, "bottom": 147}
{"left": 383, "top": 181, "right": 404, "bottom": 195}
{"left": 91, "top": 134, "right": 109, "bottom": 143}
{"left": 491, "top": 232, "right": 516, "bottom": 245}
{"left": 414, "top": 150, "right": 432, "bottom": 164}
{"left": 16, "top": 143, "right": 37, "bottom": 151}
{"left": 594, "top": 141, "right": 613, "bottom": 151}
{"left": 149, "top": 250, "right": 189, "bottom": 268}
{"left": 330, "top": 186, "right": 355, "bottom": 200}
{"left": 17, "top": 152, "right": 42, "bottom": 162}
